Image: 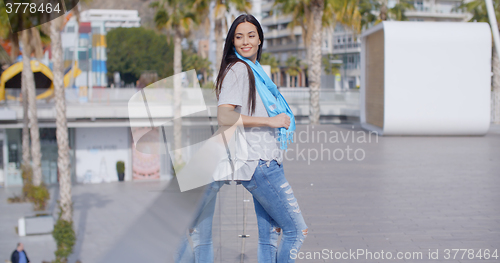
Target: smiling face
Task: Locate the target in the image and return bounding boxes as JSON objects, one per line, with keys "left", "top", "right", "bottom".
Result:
{"left": 233, "top": 22, "right": 261, "bottom": 63}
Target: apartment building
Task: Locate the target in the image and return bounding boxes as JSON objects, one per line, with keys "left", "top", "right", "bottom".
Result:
{"left": 404, "top": 0, "right": 469, "bottom": 22}
{"left": 61, "top": 9, "right": 141, "bottom": 93}
{"left": 262, "top": 0, "right": 472, "bottom": 90}
{"left": 261, "top": 0, "right": 307, "bottom": 87}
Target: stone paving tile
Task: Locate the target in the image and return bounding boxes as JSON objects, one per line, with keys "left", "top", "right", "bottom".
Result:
{"left": 1, "top": 124, "right": 499, "bottom": 263}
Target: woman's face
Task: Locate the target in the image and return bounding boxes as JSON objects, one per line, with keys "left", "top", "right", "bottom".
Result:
{"left": 233, "top": 22, "right": 261, "bottom": 63}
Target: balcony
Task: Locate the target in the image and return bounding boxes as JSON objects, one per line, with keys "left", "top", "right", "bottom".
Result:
{"left": 406, "top": 6, "right": 469, "bottom": 20}
{"left": 264, "top": 26, "right": 302, "bottom": 41}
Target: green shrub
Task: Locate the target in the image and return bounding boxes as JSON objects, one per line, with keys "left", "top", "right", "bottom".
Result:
{"left": 18, "top": 164, "right": 50, "bottom": 210}
{"left": 202, "top": 81, "right": 214, "bottom": 89}
{"left": 116, "top": 161, "right": 125, "bottom": 174}
{"left": 21, "top": 164, "right": 33, "bottom": 199}
{"left": 52, "top": 218, "right": 76, "bottom": 263}
{"left": 28, "top": 185, "right": 50, "bottom": 211}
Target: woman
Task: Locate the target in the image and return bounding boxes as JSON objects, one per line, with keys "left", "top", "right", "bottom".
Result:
{"left": 215, "top": 14, "right": 308, "bottom": 262}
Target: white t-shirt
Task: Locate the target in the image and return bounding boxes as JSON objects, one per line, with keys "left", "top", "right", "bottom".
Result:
{"left": 217, "top": 62, "right": 283, "bottom": 181}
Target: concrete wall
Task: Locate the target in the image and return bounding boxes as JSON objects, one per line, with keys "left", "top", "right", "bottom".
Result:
{"left": 75, "top": 127, "right": 131, "bottom": 183}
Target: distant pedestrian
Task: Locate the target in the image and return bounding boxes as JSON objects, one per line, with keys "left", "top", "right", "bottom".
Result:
{"left": 11, "top": 243, "right": 30, "bottom": 263}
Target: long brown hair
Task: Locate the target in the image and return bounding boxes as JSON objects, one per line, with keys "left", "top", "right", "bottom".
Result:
{"left": 214, "top": 14, "right": 264, "bottom": 116}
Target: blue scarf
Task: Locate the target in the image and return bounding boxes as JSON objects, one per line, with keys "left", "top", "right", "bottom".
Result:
{"left": 234, "top": 49, "right": 295, "bottom": 150}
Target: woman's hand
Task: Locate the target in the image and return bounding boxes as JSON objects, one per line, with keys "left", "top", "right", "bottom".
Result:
{"left": 268, "top": 113, "right": 290, "bottom": 129}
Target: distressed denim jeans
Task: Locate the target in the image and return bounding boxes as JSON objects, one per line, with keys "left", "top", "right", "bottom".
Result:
{"left": 242, "top": 160, "right": 308, "bottom": 263}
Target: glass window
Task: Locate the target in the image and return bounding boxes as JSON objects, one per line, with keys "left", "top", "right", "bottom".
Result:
{"left": 7, "top": 129, "right": 21, "bottom": 169}
{"left": 64, "top": 48, "right": 74, "bottom": 60}
{"left": 348, "top": 79, "right": 355, "bottom": 89}
{"left": 296, "top": 35, "right": 302, "bottom": 44}
{"left": 79, "top": 38, "right": 89, "bottom": 47}
{"left": 281, "top": 52, "right": 287, "bottom": 62}
{"left": 79, "top": 60, "right": 89, "bottom": 71}
{"left": 78, "top": 50, "right": 88, "bottom": 60}
{"left": 414, "top": 0, "right": 423, "bottom": 11}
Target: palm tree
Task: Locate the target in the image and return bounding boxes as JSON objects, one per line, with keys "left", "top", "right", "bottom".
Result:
{"left": 213, "top": 0, "right": 251, "bottom": 73}
{"left": 358, "top": 0, "right": 381, "bottom": 30}
{"left": 0, "top": 2, "right": 20, "bottom": 62}
{"left": 328, "top": 0, "right": 363, "bottom": 32}
{"left": 361, "top": 0, "right": 414, "bottom": 24}
{"left": 322, "top": 54, "right": 341, "bottom": 75}
{"left": 0, "top": 2, "right": 32, "bottom": 170}
{"left": 150, "top": 0, "right": 209, "bottom": 167}
{"left": 50, "top": 15, "right": 72, "bottom": 222}
{"left": 21, "top": 73, "right": 30, "bottom": 167}
{"left": 20, "top": 27, "right": 44, "bottom": 186}
{"left": 285, "top": 56, "right": 302, "bottom": 87}
{"left": 182, "top": 44, "right": 212, "bottom": 86}
{"left": 457, "top": 0, "right": 500, "bottom": 123}
{"left": 260, "top": 52, "right": 280, "bottom": 84}
{"left": 275, "top": 0, "right": 326, "bottom": 124}
{"left": 388, "top": 0, "right": 415, "bottom": 21}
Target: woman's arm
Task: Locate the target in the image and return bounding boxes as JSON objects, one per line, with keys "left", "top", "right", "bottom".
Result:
{"left": 218, "top": 104, "right": 290, "bottom": 129}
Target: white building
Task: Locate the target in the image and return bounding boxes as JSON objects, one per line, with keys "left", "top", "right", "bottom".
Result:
{"left": 79, "top": 9, "right": 141, "bottom": 32}
{"left": 0, "top": 89, "right": 174, "bottom": 187}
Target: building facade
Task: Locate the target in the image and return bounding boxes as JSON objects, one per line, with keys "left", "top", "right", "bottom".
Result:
{"left": 0, "top": 10, "right": 154, "bottom": 187}
{"left": 261, "top": 0, "right": 472, "bottom": 90}
{"left": 0, "top": 91, "right": 174, "bottom": 187}
{"left": 61, "top": 9, "right": 141, "bottom": 94}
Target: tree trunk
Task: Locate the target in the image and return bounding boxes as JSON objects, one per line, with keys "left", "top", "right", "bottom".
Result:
{"left": 173, "top": 29, "right": 183, "bottom": 167}
{"left": 308, "top": 0, "right": 324, "bottom": 125}
{"left": 21, "top": 29, "right": 43, "bottom": 186}
{"left": 301, "top": 71, "right": 306, "bottom": 87}
{"left": 492, "top": 41, "right": 500, "bottom": 124}
{"left": 380, "top": 0, "right": 388, "bottom": 21}
{"left": 10, "top": 33, "right": 20, "bottom": 62}
{"left": 286, "top": 73, "right": 290, "bottom": 88}
{"left": 51, "top": 17, "right": 72, "bottom": 222}
{"left": 278, "top": 70, "right": 281, "bottom": 87}
{"left": 22, "top": 71, "right": 30, "bottom": 166}
{"left": 215, "top": 18, "right": 224, "bottom": 74}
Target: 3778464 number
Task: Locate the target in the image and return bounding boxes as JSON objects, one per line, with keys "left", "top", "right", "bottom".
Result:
{"left": 444, "top": 249, "right": 498, "bottom": 260}
{"left": 5, "top": 2, "right": 61, "bottom": 14}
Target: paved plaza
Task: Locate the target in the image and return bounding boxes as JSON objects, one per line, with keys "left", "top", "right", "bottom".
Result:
{"left": 1, "top": 123, "right": 499, "bottom": 263}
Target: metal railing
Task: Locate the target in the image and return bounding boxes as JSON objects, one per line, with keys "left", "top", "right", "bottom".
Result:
{"left": 2, "top": 87, "right": 360, "bottom": 117}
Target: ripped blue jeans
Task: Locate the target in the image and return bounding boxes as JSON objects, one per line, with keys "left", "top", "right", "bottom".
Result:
{"left": 241, "top": 160, "right": 308, "bottom": 263}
